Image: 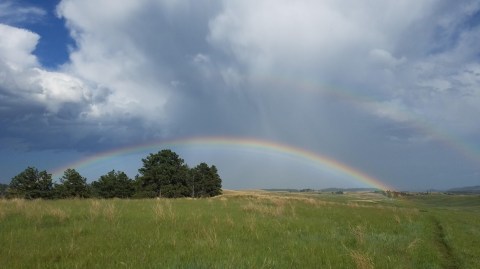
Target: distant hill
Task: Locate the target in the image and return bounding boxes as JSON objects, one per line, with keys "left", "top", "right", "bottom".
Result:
{"left": 262, "top": 189, "right": 302, "bottom": 192}
{"left": 320, "top": 188, "right": 381, "bottom": 192}
{"left": 262, "top": 188, "right": 381, "bottom": 193}
{"left": 447, "top": 186, "right": 480, "bottom": 194}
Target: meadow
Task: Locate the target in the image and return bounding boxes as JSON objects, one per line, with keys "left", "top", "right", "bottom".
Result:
{"left": 0, "top": 191, "right": 479, "bottom": 268}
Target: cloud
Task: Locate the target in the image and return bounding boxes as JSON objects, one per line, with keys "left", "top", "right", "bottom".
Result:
{"left": 1, "top": 1, "right": 226, "bottom": 151}
{"left": 0, "top": 24, "right": 39, "bottom": 68}
{"left": 368, "top": 49, "right": 406, "bottom": 69}
{"left": 0, "top": 24, "right": 91, "bottom": 109}
{"left": 204, "top": 0, "right": 480, "bottom": 188}
{"left": 2, "top": 1, "right": 480, "bottom": 142}
{"left": 0, "top": 1, "right": 46, "bottom": 25}
{"left": 0, "top": 23, "right": 97, "bottom": 149}
{"left": 1, "top": 0, "right": 480, "bottom": 188}
{"left": 207, "top": 0, "right": 433, "bottom": 80}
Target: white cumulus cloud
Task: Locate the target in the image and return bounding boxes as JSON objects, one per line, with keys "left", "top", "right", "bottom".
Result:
{"left": 0, "top": 24, "right": 39, "bottom": 69}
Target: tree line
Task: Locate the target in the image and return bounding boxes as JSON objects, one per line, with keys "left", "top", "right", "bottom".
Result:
{"left": 3, "top": 149, "right": 222, "bottom": 199}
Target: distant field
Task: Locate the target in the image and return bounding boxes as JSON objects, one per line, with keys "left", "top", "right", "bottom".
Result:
{"left": 0, "top": 191, "right": 479, "bottom": 268}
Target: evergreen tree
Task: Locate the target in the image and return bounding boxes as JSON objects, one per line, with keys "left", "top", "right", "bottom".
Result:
{"left": 0, "top": 183, "right": 7, "bottom": 197}
{"left": 91, "top": 170, "right": 135, "bottom": 198}
{"left": 7, "top": 167, "right": 53, "bottom": 199}
{"left": 191, "top": 163, "right": 222, "bottom": 197}
{"left": 137, "top": 149, "right": 190, "bottom": 198}
{"left": 56, "top": 169, "right": 90, "bottom": 198}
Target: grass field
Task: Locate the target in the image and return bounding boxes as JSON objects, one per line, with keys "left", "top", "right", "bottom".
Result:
{"left": 0, "top": 191, "right": 479, "bottom": 268}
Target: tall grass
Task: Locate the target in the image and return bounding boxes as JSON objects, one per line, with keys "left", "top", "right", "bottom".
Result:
{"left": 0, "top": 192, "right": 478, "bottom": 268}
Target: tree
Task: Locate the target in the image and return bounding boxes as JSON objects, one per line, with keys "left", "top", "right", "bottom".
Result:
{"left": 91, "top": 170, "right": 135, "bottom": 198}
{"left": 137, "top": 149, "right": 190, "bottom": 198}
{"left": 190, "top": 163, "right": 222, "bottom": 197}
{"left": 55, "top": 169, "right": 90, "bottom": 198}
{"left": 0, "top": 183, "right": 7, "bottom": 197}
{"left": 7, "top": 167, "right": 53, "bottom": 199}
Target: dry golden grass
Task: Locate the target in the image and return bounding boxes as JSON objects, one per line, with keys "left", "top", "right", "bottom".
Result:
{"left": 47, "top": 207, "right": 69, "bottom": 222}
{"left": 242, "top": 200, "right": 285, "bottom": 217}
{"left": 0, "top": 199, "right": 6, "bottom": 220}
{"left": 245, "top": 215, "right": 259, "bottom": 239}
{"left": 217, "top": 196, "right": 229, "bottom": 208}
{"left": 12, "top": 198, "right": 26, "bottom": 212}
{"left": 153, "top": 199, "right": 174, "bottom": 221}
{"left": 103, "top": 202, "right": 116, "bottom": 221}
{"left": 223, "top": 190, "right": 393, "bottom": 211}
{"left": 198, "top": 227, "right": 218, "bottom": 248}
{"left": 350, "top": 250, "right": 374, "bottom": 269}
{"left": 225, "top": 214, "right": 235, "bottom": 227}
{"left": 89, "top": 199, "right": 101, "bottom": 219}
{"left": 407, "top": 238, "right": 421, "bottom": 252}
{"left": 88, "top": 200, "right": 117, "bottom": 221}
{"left": 351, "top": 225, "right": 366, "bottom": 245}
{"left": 1, "top": 199, "right": 70, "bottom": 223}
{"left": 349, "top": 199, "right": 378, "bottom": 203}
{"left": 288, "top": 203, "right": 297, "bottom": 218}
{"left": 227, "top": 190, "right": 330, "bottom": 210}
{"left": 23, "top": 200, "right": 44, "bottom": 221}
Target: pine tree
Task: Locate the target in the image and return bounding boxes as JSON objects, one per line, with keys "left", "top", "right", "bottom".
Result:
{"left": 56, "top": 168, "right": 90, "bottom": 198}
{"left": 191, "top": 163, "right": 222, "bottom": 197}
{"left": 137, "top": 149, "right": 190, "bottom": 198}
{"left": 91, "top": 170, "right": 135, "bottom": 198}
{"left": 7, "top": 167, "right": 53, "bottom": 199}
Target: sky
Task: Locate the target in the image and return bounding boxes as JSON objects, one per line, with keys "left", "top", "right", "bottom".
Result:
{"left": 1, "top": 0, "right": 480, "bottom": 190}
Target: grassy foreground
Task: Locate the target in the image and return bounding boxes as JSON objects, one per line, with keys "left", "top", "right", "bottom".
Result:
{"left": 0, "top": 191, "right": 479, "bottom": 268}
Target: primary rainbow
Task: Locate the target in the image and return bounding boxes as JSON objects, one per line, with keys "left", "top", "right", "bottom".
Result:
{"left": 51, "top": 136, "right": 393, "bottom": 190}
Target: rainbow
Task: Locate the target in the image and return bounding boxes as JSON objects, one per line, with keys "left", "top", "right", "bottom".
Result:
{"left": 252, "top": 74, "right": 480, "bottom": 167}
{"left": 51, "top": 137, "right": 393, "bottom": 190}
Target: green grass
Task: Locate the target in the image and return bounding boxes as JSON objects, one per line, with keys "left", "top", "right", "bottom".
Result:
{"left": 0, "top": 191, "right": 479, "bottom": 268}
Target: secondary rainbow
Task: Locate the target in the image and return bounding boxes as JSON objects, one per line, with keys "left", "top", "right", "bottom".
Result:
{"left": 52, "top": 136, "right": 393, "bottom": 190}
{"left": 255, "top": 74, "right": 480, "bottom": 166}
